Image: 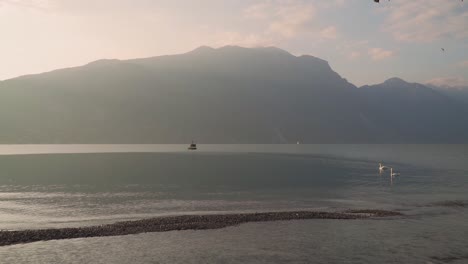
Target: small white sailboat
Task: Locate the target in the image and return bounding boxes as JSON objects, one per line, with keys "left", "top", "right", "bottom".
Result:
{"left": 188, "top": 140, "right": 197, "bottom": 150}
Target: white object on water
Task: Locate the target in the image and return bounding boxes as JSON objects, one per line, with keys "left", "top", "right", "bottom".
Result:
{"left": 391, "top": 167, "right": 400, "bottom": 177}
{"left": 379, "top": 163, "right": 389, "bottom": 173}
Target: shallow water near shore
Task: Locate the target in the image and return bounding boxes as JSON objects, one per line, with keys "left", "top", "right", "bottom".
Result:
{"left": 0, "top": 144, "right": 467, "bottom": 263}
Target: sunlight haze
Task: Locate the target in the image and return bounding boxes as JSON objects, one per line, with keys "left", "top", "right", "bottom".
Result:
{"left": 0, "top": 0, "right": 467, "bottom": 86}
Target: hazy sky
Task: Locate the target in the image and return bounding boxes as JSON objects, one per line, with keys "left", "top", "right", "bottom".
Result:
{"left": 0, "top": 0, "right": 467, "bottom": 86}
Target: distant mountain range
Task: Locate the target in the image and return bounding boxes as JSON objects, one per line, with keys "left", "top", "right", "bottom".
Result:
{"left": 0, "top": 46, "right": 467, "bottom": 143}
{"left": 426, "top": 83, "right": 468, "bottom": 104}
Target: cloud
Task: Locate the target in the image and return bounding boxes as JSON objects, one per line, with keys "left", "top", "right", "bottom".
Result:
{"left": 368, "top": 48, "right": 394, "bottom": 60}
{"left": 0, "top": 0, "right": 164, "bottom": 15}
{"left": 458, "top": 60, "right": 468, "bottom": 68}
{"left": 317, "top": 0, "right": 346, "bottom": 9}
{"left": 426, "top": 77, "right": 468, "bottom": 89}
{"left": 0, "top": 0, "right": 55, "bottom": 12}
{"left": 0, "top": 0, "right": 51, "bottom": 8}
{"left": 214, "top": 0, "right": 340, "bottom": 48}
{"left": 382, "top": 0, "right": 468, "bottom": 42}
{"left": 320, "top": 26, "right": 338, "bottom": 40}
{"left": 348, "top": 51, "right": 361, "bottom": 60}
{"left": 244, "top": 0, "right": 316, "bottom": 39}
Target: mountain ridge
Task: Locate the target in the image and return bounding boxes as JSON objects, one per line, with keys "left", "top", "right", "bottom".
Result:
{"left": 0, "top": 46, "right": 466, "bottom": 143}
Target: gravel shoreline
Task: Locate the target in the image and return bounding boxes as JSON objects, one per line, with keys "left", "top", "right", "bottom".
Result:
{"left": 0, "top": 210, "right": 402, "bottom": 247}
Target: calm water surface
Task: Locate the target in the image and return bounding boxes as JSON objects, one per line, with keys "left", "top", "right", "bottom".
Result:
{"left": 0, "top": 145, "right": 467, "bottom": 263}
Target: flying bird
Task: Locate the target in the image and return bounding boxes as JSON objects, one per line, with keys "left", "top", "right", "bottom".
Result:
{"left": 441, "top": 48, "right": 445, "bottom": 52}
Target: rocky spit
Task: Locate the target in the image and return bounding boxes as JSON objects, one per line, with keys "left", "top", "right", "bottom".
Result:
{"left": 0, "top": 210, "right": 402, "bottom": 247}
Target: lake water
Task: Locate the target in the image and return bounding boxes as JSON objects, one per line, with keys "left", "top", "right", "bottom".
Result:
{"left": 0, "top": 145, "right": 467, "bottom": 263}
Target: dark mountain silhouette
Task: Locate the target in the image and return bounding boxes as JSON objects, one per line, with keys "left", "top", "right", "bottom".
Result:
{"left": 360, "top": 78, "right": 468, "bottom": 143}
{"left": 0, "top": 46, "right": 466, "bottom": 143}
{"left": 426, "top": 83, "right": 468, "bottom": 104}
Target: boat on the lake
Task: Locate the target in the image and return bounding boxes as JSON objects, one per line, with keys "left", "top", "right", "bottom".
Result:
{"left": 188, "top": 141, "right": 197, "bottom": 150}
